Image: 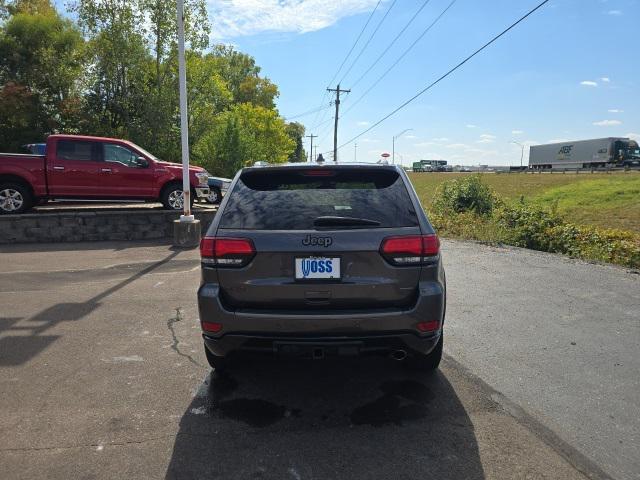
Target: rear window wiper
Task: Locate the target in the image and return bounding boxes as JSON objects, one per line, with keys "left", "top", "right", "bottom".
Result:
{"left": 313, "top": 216, "right": 381, "bottom": 227}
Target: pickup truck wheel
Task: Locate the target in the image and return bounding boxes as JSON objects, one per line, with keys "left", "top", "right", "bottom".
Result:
{"left": 206, "top": 187, "right": 221, "bottom": 204}
{"left": 404, "top": 334, "right": 443, "bottom": 372}
{"left": 0, "top": 183, "right": 32, "bottom": 215}
{"left": 161, "top": 184, "right": 194, "bottom": 210}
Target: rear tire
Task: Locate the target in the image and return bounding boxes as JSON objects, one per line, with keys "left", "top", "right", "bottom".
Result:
{"left": 0, "top": 182, "right": 33, "bottom": 215}
{"left": 405, "top": 334, "right": 443, "bottom": 372}
{"left": 204, "top": 345, "right": 228, "bottom": 372}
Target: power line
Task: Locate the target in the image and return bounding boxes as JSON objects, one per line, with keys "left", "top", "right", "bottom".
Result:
{"left": 350, "top": 0, "right": 433, "bottom": 89}
{"left": 339, "top": 0, "right": 552, "bottom": 150}
{"left": 342, "top": 0, "right": 459, "bottom": 119}
{"left": 338, "top": 0, "right": 399, "bottom": 85}
{"left": 329, "top": 0, "right": 383, "bottom": 88}
{"left": 284, "top": 104, "right": 331, "bottom": 121}
{"left": 308, "top": 0, "right": 383, "bottom": 131}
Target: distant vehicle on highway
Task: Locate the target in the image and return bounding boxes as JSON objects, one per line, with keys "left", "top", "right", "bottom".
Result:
{"left": 529, "top": 137, "right": 640, "bottom": 170}
{"left": 198, "top": 164, "right": 446, "bottom": 372}
{"left": 413, "top": 159, "right": 447, "bottom": 172}
{"left": 206, "top": 176, "right": 232, "bottom": 204}
{"left": 0, "top": 134, "right": 210, "bottom": 214}
{"left": 411, "top": 163, "right": 432, "bottom": 172}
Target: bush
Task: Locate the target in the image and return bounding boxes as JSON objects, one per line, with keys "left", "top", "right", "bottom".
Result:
{"left": 548, "top": 224, "right": 640, "bottom": 268}
{"left": 428, "top": 175, "right": 640, "bottom": 268}
{"left": 432, "top": 174, "right": 500, "bottom": 217}
{"left": 495, "top": 203, "right": 563, "bottom": 251}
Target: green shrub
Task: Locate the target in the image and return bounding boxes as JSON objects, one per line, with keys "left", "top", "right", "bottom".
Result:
{"left": 432, "top": 174, "right": 500, "bottom": 217}
{"left": 495, "top": 203, "right": 563, "bottom": 251}
{"left": 428, "top": 175, "right": 640, "bottom": 268}
{"left": 548, "top": 224, "right": 640, "bottom": 268}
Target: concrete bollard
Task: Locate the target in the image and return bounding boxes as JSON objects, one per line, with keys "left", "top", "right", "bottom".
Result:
{"left": 173, "top": 218, "right": 201, "bottom": 248}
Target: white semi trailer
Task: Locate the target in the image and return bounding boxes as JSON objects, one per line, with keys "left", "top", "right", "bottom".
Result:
{"left": 529, "top": 138, "right": 640, "bottom": 170}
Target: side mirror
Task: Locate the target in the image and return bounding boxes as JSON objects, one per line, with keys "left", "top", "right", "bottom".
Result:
{"left": 135, "top": 157, "right": 149, "bottom": 168}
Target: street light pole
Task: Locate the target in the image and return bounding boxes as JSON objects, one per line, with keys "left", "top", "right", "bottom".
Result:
{"left": 511, "top": 141, "right": 525, "bottom": 168}
{"left": 354, "top": 143, "right": 357, "bottom": 162}
{"left": 392, "top": 128, "right": 413, "bottom": 165}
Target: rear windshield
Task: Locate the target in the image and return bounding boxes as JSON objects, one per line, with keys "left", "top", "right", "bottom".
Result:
{"left": 219, "top": 168, "right": 419, "bottom": 230}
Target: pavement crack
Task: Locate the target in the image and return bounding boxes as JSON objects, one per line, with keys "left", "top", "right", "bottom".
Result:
{"left": 167, "top": 307, "right": 204, "bottom": 368}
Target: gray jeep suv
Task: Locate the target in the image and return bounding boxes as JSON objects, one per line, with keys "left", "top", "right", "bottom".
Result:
{"left": 197, "top": 164, "right": 446, "bottom": 371}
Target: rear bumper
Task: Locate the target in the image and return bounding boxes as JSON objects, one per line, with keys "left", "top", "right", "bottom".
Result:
{"left": 203, "top": 332, "right": 441, "bottom": 358}
{"left": 197, "top": 281, "right": 445, "bottom": 357}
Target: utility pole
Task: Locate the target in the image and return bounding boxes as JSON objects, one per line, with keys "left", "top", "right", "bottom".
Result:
{"left": 305, "top": 134, "right": 317, "bottom": 163}
{"left": 354, "top": 143, "right": 357, "bottom": 162}
{"left": 327, "top": 84, "right": 350, "bottom": 163}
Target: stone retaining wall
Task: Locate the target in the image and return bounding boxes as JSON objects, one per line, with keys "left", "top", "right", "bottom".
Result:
{"left": 0, "top": 209, "right": 217, "bottom": 244}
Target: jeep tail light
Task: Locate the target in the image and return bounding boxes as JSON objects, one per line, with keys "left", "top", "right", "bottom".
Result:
{"left": 200, "top": 237, "right": 255, "bottom": 267}
{"left": 380, "top": 234, "right": 440, "bottom": 266}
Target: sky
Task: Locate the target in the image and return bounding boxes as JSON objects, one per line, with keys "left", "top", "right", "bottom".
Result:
{"left": 206, "top": 0, "right": 640, "bottom": 166}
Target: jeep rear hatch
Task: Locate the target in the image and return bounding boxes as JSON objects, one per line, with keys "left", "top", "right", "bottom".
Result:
{"left": 209, "top": 166, "right": 427, "bottom": 311}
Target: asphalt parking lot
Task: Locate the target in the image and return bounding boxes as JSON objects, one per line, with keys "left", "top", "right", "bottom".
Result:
{"left": 0, "top": 240, "right": 637, "bottom": 479}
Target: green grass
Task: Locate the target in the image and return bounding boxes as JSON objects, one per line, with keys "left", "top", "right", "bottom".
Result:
{"left": 409, "top": 171, "right": 640, "bottom": 233}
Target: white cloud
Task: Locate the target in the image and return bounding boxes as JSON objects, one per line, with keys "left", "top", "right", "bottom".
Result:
{"left": 466, "top": 124, "right": 477, "bottom": 129}
{"left": 601, "top": 77, "right": 611, "bottom": 82}
{"left": 580, "top": 80, "right": 598, "bottom": 87}
{"left": 356, "top": 121, "right": 370, "bottom": 126}
{"left": 359, "top": 137, "right": 379, "bottom": 143}
{"left": 593, "top": 119, "right": 622, "bottom": 126}
{"left": 606, "top": 10, "right": 622, "bottom": 15}
{"left": 210, "top": 0, "right": 381, "bottom": 38}
{"left": 414, "top": 142, "right": 436, "bottom": 147}
{"left": 477, "top": 134, "right": 496, "bottom": 144}
{"left": 608, "top": 109, "right": 623, "bottom": 113}
{"left": 511, "top": 130, "right": 524, "bottom": 135}
{"left": 547, "top": 138, "right": 570, "bottom": 144}
{"left": 431, "top": 137, "right": 450, "bottom": 143}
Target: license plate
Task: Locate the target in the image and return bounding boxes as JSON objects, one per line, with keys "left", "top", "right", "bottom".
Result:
{"left": 295, "top": 257, "right": 340, "bottom": 279}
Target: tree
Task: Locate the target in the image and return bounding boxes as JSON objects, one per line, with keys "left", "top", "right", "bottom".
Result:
{"left": 286, "top": 122, "right": 306, "bottom": 162}
{"left": 0, "top": 3, "right": 84, "bottom": 148}
{"left": 210, "top": 45, "right": 279, "bottom": 109}
{"left": 5, "top": 0, "right": 55, "bottom": 16}
{"left": 72, "top": 0, "right": 152, "bottom": 138}
{"left": 195, "top": 103, "right": 295, "bottom": 176}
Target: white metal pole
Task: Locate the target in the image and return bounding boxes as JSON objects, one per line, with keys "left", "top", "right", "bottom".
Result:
{"left": 392, "top": 136, "right": 395, "bottom": 165}
{"left": 177, "top": 0, "right": 193, "bottom": 221}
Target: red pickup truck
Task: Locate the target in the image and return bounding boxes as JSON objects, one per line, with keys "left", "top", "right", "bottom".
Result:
{"left": 0, "top": 134, "right": 210, "bottom": 214}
